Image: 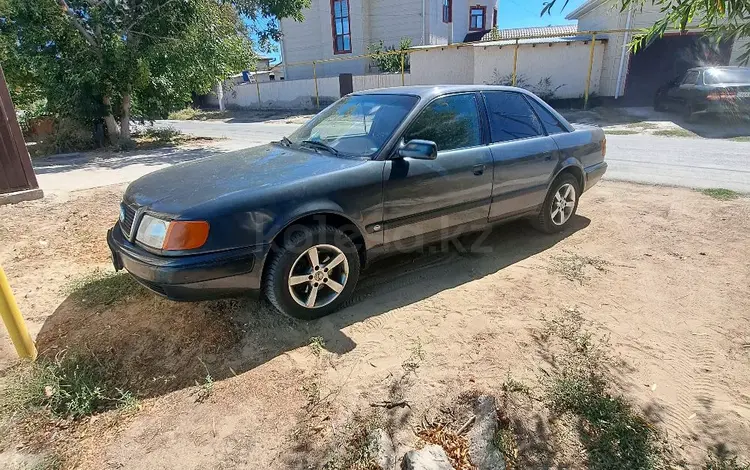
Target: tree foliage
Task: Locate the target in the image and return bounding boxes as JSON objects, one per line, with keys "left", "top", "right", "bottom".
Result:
{"left": 0, "top": 0, "right": 308, "bottom": 143}
{"left": 368, "top": 38, "right": 412, "bottom": 73}
{"left": 541, "top": 0, "right": 750, "bottom": 64}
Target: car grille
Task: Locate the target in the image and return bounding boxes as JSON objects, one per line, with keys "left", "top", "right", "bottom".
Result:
{"left": 120, "top": 203, "right": 137, "bottom": 238}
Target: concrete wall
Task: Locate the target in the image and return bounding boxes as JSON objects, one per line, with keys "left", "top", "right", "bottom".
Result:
{"left": 474, "top": 40, "right": 605, "bottom": 99}
{"left": 409, "top": 39, "right": 605, "bottom": 99}
{"left": 576, "top": 3, "right": 627, "bottom": 97}
{"left": 410, "top": 46, "right": 475, "bottom": 84}
{"left": 208, "top": 73, "right": 412, "bottom": 110}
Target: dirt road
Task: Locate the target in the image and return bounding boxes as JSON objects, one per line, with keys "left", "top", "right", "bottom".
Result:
{"left": 1, "top": 181, "right": 749, "bottom": 468}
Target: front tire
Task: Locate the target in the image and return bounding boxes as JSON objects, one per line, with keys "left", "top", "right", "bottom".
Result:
{"left": 264, "top": 225, "right": 360, "bottom": 320}
{"left": 532, "top": 174, "right": 580, "bottom": 234}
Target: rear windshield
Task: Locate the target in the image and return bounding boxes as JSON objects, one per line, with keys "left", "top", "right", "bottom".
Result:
{"left": 703, "top": 68, "right": 750, "bottom": 85}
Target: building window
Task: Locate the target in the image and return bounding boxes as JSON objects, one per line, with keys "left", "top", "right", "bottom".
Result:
{"left": 442, "top": 0, "right": 452, "bottom": 23}
{"left": 331, "top": 0, "right": 351, "bottom": 54}
{"left": 493, "top": 7, "right": 498, "bottom": 28}
{"left": 469, "top": 5, "right": 486, "bottom": 31}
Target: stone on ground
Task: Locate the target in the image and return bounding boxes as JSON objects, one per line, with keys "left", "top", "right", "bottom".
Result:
{"left": 401, "top": 445, "right": 455, "bottom": 470}
{"left": 467, "top": 395, "right": 506, "bottom": 470}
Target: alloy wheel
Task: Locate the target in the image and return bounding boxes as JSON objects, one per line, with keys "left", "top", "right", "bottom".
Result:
{"left": 551, "top": 183, "right": 576, "bottom": 226}
{"left": 287, "top": 244, "right": 350, "bottom": 309}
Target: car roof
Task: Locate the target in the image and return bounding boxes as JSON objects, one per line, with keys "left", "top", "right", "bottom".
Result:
{"left": 687, "top": 66, "right": 750, "bottom": 72}
{"left": 353, "top": 84, "right": 534, "bottom": 100}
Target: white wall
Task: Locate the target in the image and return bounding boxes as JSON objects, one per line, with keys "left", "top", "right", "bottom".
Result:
{"left": 208, "top": 73, "right": 413, "bottom": 110}
{"left": 410, "top": 46, "right": 476, "bottom": 84}
{"left": 409, "top": 39, "right": 604, "bottom": 99}
{"left": 474, "top": 40, "right": 606, "bottom": 99}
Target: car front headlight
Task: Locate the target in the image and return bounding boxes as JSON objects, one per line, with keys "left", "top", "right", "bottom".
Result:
{"left": 136, "top": 214, "right": 170, "bottom": 249}
{"left": 135, "top": 214, "right": 210, "bottom": 251}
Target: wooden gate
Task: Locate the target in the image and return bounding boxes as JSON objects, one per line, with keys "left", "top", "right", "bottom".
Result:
{"left": 0, "top": 65, "right": 39, "bottom": 194}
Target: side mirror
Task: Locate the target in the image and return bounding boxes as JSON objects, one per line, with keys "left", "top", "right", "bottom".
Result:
{"left": 397, "top": 139, "right": 438, "bottom": 160}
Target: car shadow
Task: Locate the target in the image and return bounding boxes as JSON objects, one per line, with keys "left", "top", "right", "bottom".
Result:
{"left": 31, "top": 145, "right": 237, "bottom": 176}
{"left": 35, "top": 217, "right": 589, "bottom": 401}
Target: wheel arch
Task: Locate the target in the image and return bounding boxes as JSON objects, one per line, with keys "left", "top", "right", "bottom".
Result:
{"left": 550, "top": 161, "right": 585, "bottom": 194}
{"left": 261, "top": 208, "right": 367, "bottom": 279}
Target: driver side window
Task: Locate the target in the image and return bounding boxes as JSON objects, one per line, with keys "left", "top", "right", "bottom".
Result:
{"left": 682, "top": 71, "right": 700, "bottom": 86}
{"left": 403, "top": 94, "right": 481, "bottom": 152}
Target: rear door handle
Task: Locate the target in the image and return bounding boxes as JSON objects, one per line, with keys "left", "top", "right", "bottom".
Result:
{"left": 473, "top": 164, "right": 485, "bottom": 176}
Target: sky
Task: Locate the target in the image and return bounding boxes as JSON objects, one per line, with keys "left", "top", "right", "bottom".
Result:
{"left": 248, "top": 0, "right": 588, "bottom": 65}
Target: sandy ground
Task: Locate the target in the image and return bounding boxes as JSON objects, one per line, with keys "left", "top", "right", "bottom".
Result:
{"left": 1, "top": 181, "right": 749, "bottom": 468}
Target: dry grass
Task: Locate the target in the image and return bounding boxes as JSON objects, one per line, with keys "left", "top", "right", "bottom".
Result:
{"left": 547, "top": 253, "right": 610, "bottom": 284}
{"left": 653, "top": 128, "right": 696, "bottom": 138}
{"left": 417, "top": 424, "right": 474, "bottom": 470}
{"left": 699, "top": 188, "right": 741, "bottom": 201}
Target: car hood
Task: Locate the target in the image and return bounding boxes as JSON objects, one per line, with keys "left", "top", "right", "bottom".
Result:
{"left": 123, "top": 144, "right": 368, "bottom": 216}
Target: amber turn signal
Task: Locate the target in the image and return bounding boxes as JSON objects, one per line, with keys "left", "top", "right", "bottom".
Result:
{"left": 162, "top": 221, "right": 210, "bottom": 251}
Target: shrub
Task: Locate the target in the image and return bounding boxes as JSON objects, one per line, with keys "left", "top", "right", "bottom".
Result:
{"left": 368, "top": 38, "right": 411, "bottom": 73}
{"left": 0, "top": 354, "right": 136, "bottom": 420}
{"left": 487, "top": 70, "right": 564, "bottom": 101}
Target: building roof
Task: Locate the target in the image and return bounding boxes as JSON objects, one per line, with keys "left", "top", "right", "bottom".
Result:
{"left": 565, "top": 0, "right": 607, "bottom": 20}
{"left": 480, "top": 24, "right": 578, "bottom": 42}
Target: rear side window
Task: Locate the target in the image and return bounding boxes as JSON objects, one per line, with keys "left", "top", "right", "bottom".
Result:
{"left": 483, "top": 91, "right": 543, "bottom": 143}
{"left": 403, "top": 94, "right": 481, "bottom": 152}
{"left": 682, "top": 71, "right": 700, "bottom": 85}
{"left": 527, "top": 97, "right": 568, "bottom": 135}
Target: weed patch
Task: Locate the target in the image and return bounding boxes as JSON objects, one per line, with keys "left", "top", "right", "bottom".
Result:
{"left": 605, "top": 129, "right": 639, "bottom": 135}
{"left": 323, "top": 412, "right": 383, "bottom": 470}
{"left": 0, "top": 353, "right": 136, "bottom": 420}
{"left": 653, "top": 128, "right": 695, "bottom": 138}
{"left": 67, "top": 270, "right": 145, "bottom": 306}
{"left": 699, "top": 188, "right": 741, "bottom": 201}
{"left": 401, "top": 339, "right": 425, "bottom": 374}
{"left": 703, "top": 451, "right": 750, "bottom": 470}
{"left": 309, "top": 336, "right": 326, "bottom": 357}
{"left": 168, "top": 108, "right": 232, "bottom": 121}
{"left": 548, "top": 253, "right": 610, "bottom": 284}
{"left": 540, "top": 309, "right": 673, "bottom": 470}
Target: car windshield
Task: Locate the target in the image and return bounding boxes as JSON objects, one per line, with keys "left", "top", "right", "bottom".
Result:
{"left": 703, "top": 68, "right": 750, "bottom": 85}
{"left": 287, "top": 94, "right": 419, "bottom": 158}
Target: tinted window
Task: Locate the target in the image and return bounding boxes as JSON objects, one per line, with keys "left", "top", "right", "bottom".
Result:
{"left": 483, "top": 91, "right": 543, "bottom": 142}
{"left": 682, "top": 71, "right": 700, "bottom": 85}
{"left": 527, "top": 97, "right": 568, "bottom": 135}
{"left": 404, "top": 94, "right": 481, "bottom": 152}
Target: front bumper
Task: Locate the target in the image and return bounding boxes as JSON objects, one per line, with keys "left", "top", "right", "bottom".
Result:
{"left": 107, "top": 225, "right": 270, "bottom": 301}
{"left": 584, "top": 161, "right": 607, "bottom": 192}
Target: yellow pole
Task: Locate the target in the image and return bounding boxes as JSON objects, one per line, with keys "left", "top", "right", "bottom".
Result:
{"left": 255, "top": 78, "right": 261, "bottom": 109}
{"left": 512, "top": 39, "right": 519, "bottom": 86}
{"left": 312, "top": 61, "right": 320, "bottom": 109}
{"left": 0, "top": 265, "right": 37, "bottom": 360}
{"left": 584, "top": 33, "right": 597, "bottom": 110}
{"left": 400, "top": 52, "right": 405, "bottom": 86}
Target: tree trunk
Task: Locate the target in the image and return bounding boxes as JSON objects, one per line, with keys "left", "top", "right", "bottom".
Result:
{"left": 102, "top": 95, "right": 120, "bottom": 143}
{"left": 120, "top": 93, "right": 131, "bottom": 140}
{"left": 216, "top": 80, "right": 225, "bottom": 111}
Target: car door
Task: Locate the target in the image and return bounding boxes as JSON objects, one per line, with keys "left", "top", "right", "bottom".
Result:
{"left": 481, "top": 91, "right": 559, "bottom": 220}
{"left": 381, "top": 93, "right": 493, "bottom": 248}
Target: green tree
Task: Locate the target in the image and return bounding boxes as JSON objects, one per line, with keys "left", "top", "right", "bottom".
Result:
{"left": 368, "top": 38, "right": 411, "bottom": 73}
{"left": 542, "top": 0, "right": 749, "bottom": 63}
{"left": 0, "top": 0, "right": 308, "bottom": 144}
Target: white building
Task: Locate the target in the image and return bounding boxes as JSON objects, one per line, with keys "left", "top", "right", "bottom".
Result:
{"left": 566, "top": 0, "right": 749, "bottom": 104}
{"left": 279, "top": 0, "right": 498, "bottom": 80}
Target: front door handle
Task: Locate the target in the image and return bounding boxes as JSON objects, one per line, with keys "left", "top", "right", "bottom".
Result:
{"left": 473, "top": 164, "right": 485, "bottom": 176}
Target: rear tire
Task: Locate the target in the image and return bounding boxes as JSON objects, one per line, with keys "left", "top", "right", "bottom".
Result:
{"left": 264, "top": 225, "right": 360, "bottom": 320}
{"left": 532, "top": 174, "right": 580, "bottom": 234}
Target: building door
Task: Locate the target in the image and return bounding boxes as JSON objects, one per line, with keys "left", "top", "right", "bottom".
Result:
{"left": 0, "top": 65, "right": 39, "bottom": 194}
{"left": 622, "top": 34, "right": 733, "bottom": 106}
